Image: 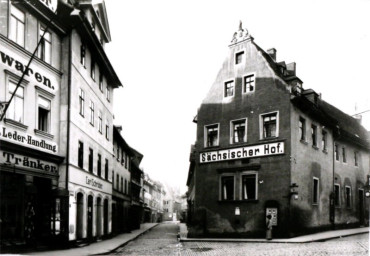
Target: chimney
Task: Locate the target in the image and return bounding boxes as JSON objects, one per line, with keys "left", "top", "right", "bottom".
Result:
{"left": 115, "top": 125, "right": 123, "bottom": 132}
{"left": 354, "top": 115, "right": 362, "bottom": 124}
{"left": 286, "top": 62, "right": 296, "bottom": 76}
{"left": 267, "top": 48, "right": 276, "bottom": 61}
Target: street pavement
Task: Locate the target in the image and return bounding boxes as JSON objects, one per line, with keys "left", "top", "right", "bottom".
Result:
{"left": 2, "top": 222, "right": 368, "bottom": 255}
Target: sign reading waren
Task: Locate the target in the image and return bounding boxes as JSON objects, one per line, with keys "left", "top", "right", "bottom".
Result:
{"left": 200, "top": 142, "right": 284, "bottom": 163}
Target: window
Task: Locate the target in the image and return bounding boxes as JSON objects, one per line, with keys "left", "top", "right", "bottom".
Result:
{"left": 342, "top": 147, "right": 346, "bottom": 163}
{"left": 311, "top": 125, "right": 317, "bottom": 147}
{"left": 105, "top": 119, "right": 109, "bottom": 140}
{"left": 322, "top": 130, "right": 327, "bottom": 151}
{"left": 334, "top": 184, "right": 340, "bottom": 207}
{"left": 91, "top": 59, "right": 95, "bottom": 80}
{"left": 121, "top": 177, "right": 123, "bottom": 192}
{"left": 38, "top": 25, "right": 51, "bottom": 64}
{"left": 38, "top": 96, "right": 51, "bottom": 132}
{"left": 121, "top": 150, "right": 124, "bottom": 165}
{"left": 112, "top": 171, "right": 115, "bottom": 189}
{"left": 9, "top": 4, "right": 25, "bottom": 46}
{"left": 105, "top": 159, "right": 108, "bottom": 179}
{"left": 205, "top": 124, "right": 219, "bottom": 147}
{"left": 89, "top": 100, "right": 94, "bottom": 126}
{"left": 106, "top": 85, "right": 110, "bottom": 101}
{"left": 80, "top": 44, "right": 86, "bottom": 67}
{"left": 78, "top": 141, "right": 84, "bottom": 168}
{"left": 7, "top": 81, "right": 24, "bottom": 123}
{"left": 335, "top": 144, "right": 339, "bottom": 161}
{"left": 262, "top": 112, "right": 278, "bottom": 139}
{"left": 231, "top": 119, "right": 246, "bottom": 143}
{"left": 88, "top": 148, "right": 93, "bottom": 173}
{"left": 235, "top": 51, "right": 244, "bottom": 64}
{"left": 221, "top": 176, "right": 234, "bottom": 200}
{"left": 299, "top": 117, "right": 306, "bottom": 141}
{"left": 224, "top": 80, "right": 234, "bottom": 97}
{"left": 125, "top": 179, "right": 127, "bottom": 194}
{"left": 313, "top": 177, "right": 319, "bottom": 204}
{"left": 117, "top": 147, "right": 120, "bottom": 161}
{"left": 345, "top": 186, "right": 351, "bottom": 208}
{"left": 241, "top": 173, "right": 257, "bottom": 200}
{"left": 99, "top": 72, "right": 103, "bottom": 92}
{"left": 98, "top": 111, "right": 102, "bottom": 133}
{"left": 124, "top": 153, "right": 128, "bottom": 168}
{"left": 79, "top": 88, "right": 84, "bottom": 117}
{"left": 116, "top": 174, "right": 119, "bottom": 191}
{"left": 354, "top": 151, "right": 358, "bottom": 167}
{"left": 243, "top": 74, "right": 255, "bottom": 93}
{"left": 97, "top": 154, "right": 101, "bottom": 176}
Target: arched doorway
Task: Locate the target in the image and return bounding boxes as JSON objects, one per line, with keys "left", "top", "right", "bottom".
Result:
{"left": 96, "top": 197, "right": 102, "bottom": 237}
{"left": 76, "top": 193, "right": 84, "bottom": 240}
{"left": 87, "top": 195, "right": 93, "bottom": 240}
{"left": 103, "top": 199, "right": 108, "bottom": 235}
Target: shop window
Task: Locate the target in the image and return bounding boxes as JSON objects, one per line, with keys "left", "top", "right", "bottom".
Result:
{"left": 9, "top": 4, "right": 25, "bottom": 47}
{"left": 354, "top": 151, "right": 359, "bottom": 167}
{"left": 78, "top": 141, "right": 84, "bottom": 168}
{"left": 97, "top": 154, "right": 101, "bottom": 176}
{"left": 241, "top": 173, "right": 257, "bottom": 200}
{"left": 7, "top": 81, "right": 24, "bottom": 123}
{"left": 345, "top": 186, "right": 352, "bottom": 208}
{"left": 334, "top": 184, "right": 340, "bottom": 207}
{"left": 261, "top": 112, "right": 278, "bottom": 139}
{"left": 313, "top": 177, "right": 319, "bottom": 205}
{"left": 224, "top": 80, "right": 234, "bottom": 97}
{"left": 322, "top": 130, "right": 327, "bottom": 151}
{"left": 231, "top": 119, "right": 246, "bottom": 143}
{"left": 88, "top": 148, "right": 93, "bottom": 173}
{"left": 205, "top": 124, "right": 219, "bottom": 147}
{"left": 311, "top": 124, "right": 317, "bottom": 147}
{"left": 335, "top": 144, "right": 339, "bottom": 161}
{"left": 38, "top": 24, "right": 51, "bottom": 64}
{"left": 81, "top": 44, "right": 86, "bottom": 67}
{"left": 38, "top": 96, "right": 51, "bottom": 132}
{"left": 235, "top": 51, "right": 244, "bottom": 64}
{"left": 98, "top": 110, "right": 102, "bottom": 133}
{"left": 89, "top": 100, "right": 94, "bottom": 126}
{"left": 220, "top": 175, "right": 234, "bottom": 200}
{"left": 342, "top": 147, "right": 346, "bottom": 163}
{"left": 105, "top": 159, "right": 108, "bottom": 179}
{"left": 299, "top": 117, "right": 306, "bottom": 141}
{"left": 91, "top": 59, "right": 95, "bottom": 80}
{"left": 79, "top": 88, "right": 84, "bottom": 117}
{"left": 243, "top": 74, "right": 255, "bottom": 93}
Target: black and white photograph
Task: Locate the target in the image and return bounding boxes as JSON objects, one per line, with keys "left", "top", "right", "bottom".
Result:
{"left": 0, "top": 0, "right": 369, "bottom": 255}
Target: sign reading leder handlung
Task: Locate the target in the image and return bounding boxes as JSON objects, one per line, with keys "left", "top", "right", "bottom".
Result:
{"left": 200, "top": 142, "right": 284, "bottom": 163}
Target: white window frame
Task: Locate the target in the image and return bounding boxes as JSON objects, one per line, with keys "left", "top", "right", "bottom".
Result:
{"left": 89, "top": 100, "right": 94, "bottom": 126}
{"left": 224, "top": 79, "right": 235, "bottom": 98}
{"left": 311, "top": 124, "right": 317, "bottom": 147}
{"left": 243, "top": 73, "right": 256, "bottom": 94}
{"left": 240, "top": 171, "right": 258, "bottom": 200}
{"left": 38, "top": 23, "right": 52, "bottom": 64}
{"left": 37, "top": 95, "right": 51, "bottom": 133}
{"left": 9, "top": 4, "right": 25, "bottom": 47}
{"left": 312, "top": 177, "right": 319, "bottom": 205}
{"left": 204, "top": 123, "right": 219, "bottom": 147}
{"left": 235, "top": 50, "right": 245, "bottom": 65}
{"left": 79, "top": 88, "right": 85, "bottom": 117}
{"left": 219, "top": 173, "right": 235, "bottom": 201}
{"left": 230, "top": 118, "right": 247, "bottom": 144}
{"left": 6, "top": 73, "right": 27, "bottom": 124}
{"left": 259, "top": 111, "right": 279, "bottom": 139}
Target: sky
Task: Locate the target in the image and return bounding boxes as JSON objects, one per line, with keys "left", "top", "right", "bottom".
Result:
{"left": 104, "top": 0, "right": 370, "bottom": 193}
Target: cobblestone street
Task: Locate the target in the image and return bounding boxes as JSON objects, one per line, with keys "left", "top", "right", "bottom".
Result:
{"left": 110, "top": 223, "right": 369, "bottom": 256}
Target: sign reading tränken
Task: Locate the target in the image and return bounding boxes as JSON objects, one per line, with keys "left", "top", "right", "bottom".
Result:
{"left": 200, "top": 142, "right": 284, "bottom": 163}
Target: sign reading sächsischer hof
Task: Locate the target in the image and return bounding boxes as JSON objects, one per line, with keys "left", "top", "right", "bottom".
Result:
{"left": 200, "top": 142, "right": 284, "bottom": 163}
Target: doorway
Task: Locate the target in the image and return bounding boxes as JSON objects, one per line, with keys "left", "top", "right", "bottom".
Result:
{"left": 87, "top": 195, "right": 93, "bottom": 240}
{"left": 76, "top": 193, "right": 84, "bottom": 239}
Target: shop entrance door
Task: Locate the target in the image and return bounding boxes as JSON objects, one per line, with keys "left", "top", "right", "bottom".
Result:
{"left": 76, "top": 193, "right": 84, "bottom": 239}
{"left": 87, "top": 195, "right": 93, "bottom": 240}
{"left": 33, "top": 177, "right": 52, "bottom": 242}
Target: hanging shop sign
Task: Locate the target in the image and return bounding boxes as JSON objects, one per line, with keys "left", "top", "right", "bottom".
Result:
{"left": 39, "top": 0, "right": 58, "bottom": 12}
{"left": 200, "top": 142, "right": 284, "bottom": 163}
{"left": 0, "top": 126, "right": 58, "bottom": 153}
{"left": 0, "top": 151, "right": 58, "bottom": 175}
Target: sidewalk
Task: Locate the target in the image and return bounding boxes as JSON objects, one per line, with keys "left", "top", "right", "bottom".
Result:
{"left": 179, "top": 224, "right": 369, "bottom": 243}
{"left": 17, "top": 223, "right": 158, "bottom": 256}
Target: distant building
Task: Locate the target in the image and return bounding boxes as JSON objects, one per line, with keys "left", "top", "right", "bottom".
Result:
{"left": 129, "top": 147, "right": 144, "bottom": 230}
{"left": 187, "top": 23, "right": 370, "bottom": 238}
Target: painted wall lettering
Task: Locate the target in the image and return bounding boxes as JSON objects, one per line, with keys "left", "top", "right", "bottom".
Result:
{"left": 86, "top": 176, "right": 103, "bottom": 189}
{"left": 200, "top": 142, "right": 284, "bottom": 163}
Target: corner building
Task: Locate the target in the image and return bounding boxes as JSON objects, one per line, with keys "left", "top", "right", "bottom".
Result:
{"left": 188, "top": 24, "right": 370, "bottom": 238}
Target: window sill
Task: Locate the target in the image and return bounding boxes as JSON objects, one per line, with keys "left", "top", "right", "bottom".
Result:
{"left": 4, "top": 118, "right": 28, "bottom": 131}
{"left": 205, "top": 145, "right": 220, "bottom": 149}
{"left": 34, "top": 129, "right": 54, "bottom": 139}
{"left": 218, "top": 199, "right": 259, "bottom": 204}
